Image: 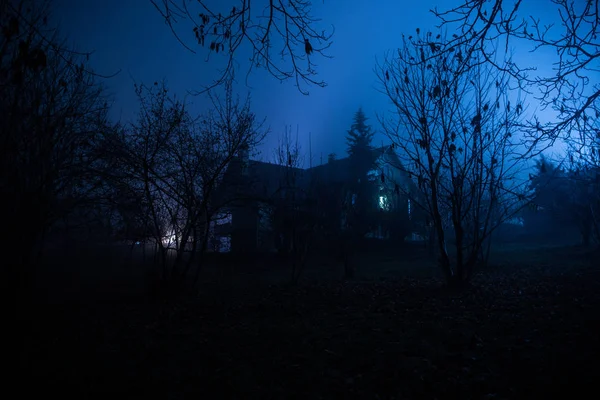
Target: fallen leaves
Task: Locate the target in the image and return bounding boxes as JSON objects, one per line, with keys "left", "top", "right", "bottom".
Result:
{"left": 21, "top": 246, "right": 600, "bottom": 399}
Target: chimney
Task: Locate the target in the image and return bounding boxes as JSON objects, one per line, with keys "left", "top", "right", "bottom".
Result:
{"left": 238, "top": 142, "right": 249, "bottom": 175}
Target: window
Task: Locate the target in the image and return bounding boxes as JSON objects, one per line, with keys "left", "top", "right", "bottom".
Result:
{"left": 214, "top": 212, "right": 233, "bottom": 226}
{"left": 218, "top": 235, "right": 231, "bottom": 252}
{"left": 379, "top": 195, "right": 390, "bottom": 211}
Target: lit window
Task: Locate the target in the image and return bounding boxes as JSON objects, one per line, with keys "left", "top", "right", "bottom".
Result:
{"left": 379, "top": 195, "right": 390, "bottom": 211}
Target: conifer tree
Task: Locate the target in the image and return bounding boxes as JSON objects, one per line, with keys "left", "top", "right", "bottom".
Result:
{"left": 344, "top": 107, "right": 377, "bottom": 234}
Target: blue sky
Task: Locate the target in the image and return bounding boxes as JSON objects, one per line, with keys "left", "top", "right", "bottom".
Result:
{"left": 52, "top": 0, "right": 564, "bottom": 164}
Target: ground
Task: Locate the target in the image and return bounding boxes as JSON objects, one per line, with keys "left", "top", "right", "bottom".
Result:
{"left": 19, "top": 242, "right": 600, "bottom": 399}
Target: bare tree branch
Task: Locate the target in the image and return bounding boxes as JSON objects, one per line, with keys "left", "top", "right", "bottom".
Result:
{"left": 431, "top": 0, "right": 599, "bottom": 146}
{"left": 1, "top": 0, "right": 120, "bottom": 79}
{"left": 101, "top": 76, "right": 267, "bottom": 293}
{"left": 151, "top": 0, "right": 334, "bottom": 95}
{"left": 376, "top": 31, "right": 532, "bottom": 285}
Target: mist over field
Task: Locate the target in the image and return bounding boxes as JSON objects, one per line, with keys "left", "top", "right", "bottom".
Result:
{"left": 4, "top": 0, "right": 599, "bottom": 398}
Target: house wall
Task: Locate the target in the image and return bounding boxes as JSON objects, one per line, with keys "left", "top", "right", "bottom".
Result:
{"left": 230, "top": 204, "right": 259, "bottom": 253}
{"left": 220, "top": 147, "right": 423, "bottom": 252}
{"left": 373, "top": 152, "right": 412, "bottom": 214}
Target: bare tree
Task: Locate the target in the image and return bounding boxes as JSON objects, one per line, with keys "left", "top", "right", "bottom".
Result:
{"left": 102, "top": 83, "right": 185, "bottom": 287}
{"left": 1, "top": 0, "right": 119, "bottom": 78}
{"left": 1, "top": 0, "right": 112, "bottom": 371}
{"left": 187, "top": 78, "right": 267, "bottom": 285}
{"left": 1, "top": 0, "right": 110, "bottom": 282}
{"left": 151, "top": 0, "right": 333, "bottom": 94}
{"left": 269, "top": 125, "right": 315, "bottom": 283}
{"left": 431, "top": 0, "right": 599, "bottom": 150}
{"left": 104, "top": 78, "right": 265, "bottom": 295}
{"left": 377, "top": 32, "right": 530, "bottom": 286}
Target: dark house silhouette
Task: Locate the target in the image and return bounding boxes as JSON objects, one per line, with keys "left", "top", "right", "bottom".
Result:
{"left": 213, "top": 145, "right": 419, "bottom": 253}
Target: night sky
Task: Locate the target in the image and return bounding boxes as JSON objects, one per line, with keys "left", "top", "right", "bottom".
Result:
{"left": 52, "top": 0, "right": 564, "bottom": 164}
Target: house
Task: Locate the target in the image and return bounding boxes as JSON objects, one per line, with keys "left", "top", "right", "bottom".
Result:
{"left": 212, "top": 145, "right": 420, "bottom": 253}
{"left": 211, "top": 148, "right": 309, "bottom": 253}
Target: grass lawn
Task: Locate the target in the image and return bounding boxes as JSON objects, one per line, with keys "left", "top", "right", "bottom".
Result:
{"left": 19, "top": 242, "right": 600, "bottom": 399}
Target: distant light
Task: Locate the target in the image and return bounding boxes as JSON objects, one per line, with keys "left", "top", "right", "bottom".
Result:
{"left": 162, "top": 229, "right": 176, "bottom": 246}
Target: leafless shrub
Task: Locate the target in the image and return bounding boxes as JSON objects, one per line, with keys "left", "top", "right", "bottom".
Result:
{"left": 103, "top": 77, "right": 266, "bottom": 294}
{"left": 377, "top": 31, "right": 531, "bottom": 285}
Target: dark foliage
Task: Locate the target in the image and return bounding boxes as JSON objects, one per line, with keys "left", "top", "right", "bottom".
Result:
{"left": 525, "top": 155, "right": 600, "bottom": 247}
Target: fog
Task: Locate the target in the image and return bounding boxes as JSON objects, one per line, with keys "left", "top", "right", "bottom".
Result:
{"left": 5, "top": 0, "right": 599, "bottom": 398}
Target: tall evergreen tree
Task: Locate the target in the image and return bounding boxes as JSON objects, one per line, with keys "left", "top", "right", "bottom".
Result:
{"left": 344, "top": 107, "right": 377, "bottom": 236}
{"left": 346, "top": 107, "right": 376, "bottom": 182}
{"left": 346, "top": 107, "right": 375, "bottom": 158}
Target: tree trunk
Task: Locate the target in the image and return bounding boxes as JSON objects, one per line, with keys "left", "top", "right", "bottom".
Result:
{"left": 192, "top": 217, "right": 212, "bottom": 287}
{"left": 589, "top": 203, "right": 599, "bottom": 247}
{"left": 433, "top": 220, "right": 452, "bottom": 283}
{"left": 581, "top": 220, "right": 591, "bottom": 246}
{"left": 341, "top": 234, "right": 355, "bottom": 279}
{"left": 9, "top": 235, "right": 43, "bottom": 378}
{"left": 181, "top": 225, "right": 200, "bottom": 281}
{"left": 172, "top": 221, "right": 194, "bottom": 280}
{"left": 427, "top": 224, "right": 436, "bottom": 256}
{"left": 344, "top": 254, "right": 354, "bottom": 279}
{"left": 438, "top": 255, "right": 453, "bottom": 285}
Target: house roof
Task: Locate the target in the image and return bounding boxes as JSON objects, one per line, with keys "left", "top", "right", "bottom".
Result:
{"left": 216, "top": 144, "right": 412, "bottom": 206}
{"left": 247, "top": 160, "right": 309, "bottom": 196}
{"left": 307, "top": 145, "right": 396, "bottom": 183}
{"left": 215, "top": 157, "right": 309, "bottom": 207}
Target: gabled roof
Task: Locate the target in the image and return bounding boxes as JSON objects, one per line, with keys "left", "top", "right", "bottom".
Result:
{"left": 216, "top": 144, "right": 413, "bottom": 206}
{"left": 246, "top": 159, "right": 309, "bottom": 196}
{"left": 215, "top": 157, "right": 309, "bottom": 206}
{"left": 307, "top": 145, "right": 404, "bottom": 183}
